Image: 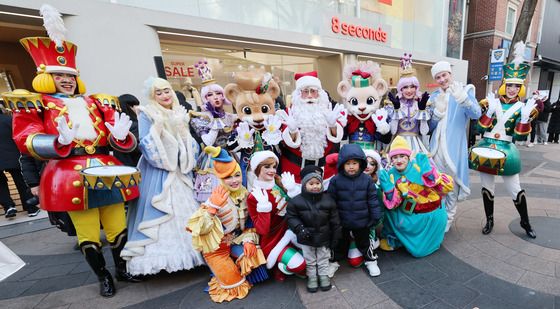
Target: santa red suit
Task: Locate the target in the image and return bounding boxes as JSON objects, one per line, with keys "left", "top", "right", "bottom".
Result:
{"left": 279, "top": 71, "right": 345, "bottom": 183}
{"left": 245, "top": 151, "right": 306, "bottom": 279}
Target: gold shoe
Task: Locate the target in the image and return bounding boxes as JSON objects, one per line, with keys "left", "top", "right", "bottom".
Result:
{"left": 379, "top": 239, "right": 395, "bottom": 251}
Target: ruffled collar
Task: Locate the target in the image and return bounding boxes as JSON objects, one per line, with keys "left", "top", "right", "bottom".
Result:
{"left": 253, "top": 179, "right": 275, "bottom": 190}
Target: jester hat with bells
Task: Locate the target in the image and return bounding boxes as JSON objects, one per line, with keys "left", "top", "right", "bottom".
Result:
{"left": 22, "top": 4, "right": 86, "bottom": 94}
{"left": 205, "top": 146, "right": 247, "bottom": 198}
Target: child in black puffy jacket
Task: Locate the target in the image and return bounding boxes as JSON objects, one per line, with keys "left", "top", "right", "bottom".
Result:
{"left": 286, "top": 167, "right": 340, "bottom": 293}
{"left": 327, "top": 144, "right": 382, "bottom": 277}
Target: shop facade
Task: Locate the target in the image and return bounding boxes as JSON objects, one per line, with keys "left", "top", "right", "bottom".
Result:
{"left": 1, "top": 0, "right": 469, "bottom": 103}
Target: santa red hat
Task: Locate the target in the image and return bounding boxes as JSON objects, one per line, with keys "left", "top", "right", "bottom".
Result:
{"left": 323, "top": 153, "right": 339, "bottom": 180}
{"left": 249, "top": 150, "right": 278, "bottom": 172}
{"left": 295, "top": 71, "right": 322, "bottom": 90}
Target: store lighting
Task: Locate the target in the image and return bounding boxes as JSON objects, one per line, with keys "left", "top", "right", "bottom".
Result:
{"left": 0, "top": 11, "right": 42, "bottom": 19}
{"left": 157, "top": 30, "right": 341, "bottom": 55}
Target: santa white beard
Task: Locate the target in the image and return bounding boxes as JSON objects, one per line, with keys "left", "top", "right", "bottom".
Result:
{"left": 291, "top": 91, "right": 330, "bottom": 160}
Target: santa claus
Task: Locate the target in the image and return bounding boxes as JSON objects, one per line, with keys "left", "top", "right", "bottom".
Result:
{"left": 279, "top": 71, "right": 346, "bottom": 183}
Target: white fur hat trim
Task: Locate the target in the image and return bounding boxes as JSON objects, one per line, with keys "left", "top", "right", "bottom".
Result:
{"left": 431, "top": 61, "right": 452, "bottom": 78}
{"left": 250, "top": 150, "right": 279, "bottom": 172}
{"left": 296, "top": 76, "right": 322, "bottom": 90}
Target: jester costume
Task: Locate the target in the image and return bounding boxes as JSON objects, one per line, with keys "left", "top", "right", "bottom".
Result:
{"left": 187, "top": 147, "right": 267, "bottom": 303}
{"left": 379, "top": 137, "right": 453, "bottom": 257}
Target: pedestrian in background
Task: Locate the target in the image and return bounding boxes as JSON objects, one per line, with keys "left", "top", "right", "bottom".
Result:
{"left": 548, "top": 98, "right": 560, "bottom": 144}
{"left": 0, "top": 108, "right": 40, "bottom": 218}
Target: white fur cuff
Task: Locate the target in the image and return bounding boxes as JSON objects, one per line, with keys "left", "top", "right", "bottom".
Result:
{"left": 326, "top": 124, "right": 343, "bottom": 143}
{"left": 256, "top": 201, "right": 273, "bottom": 213}
{"left": 282, "top": 128, "right": 301, "bottom": 148}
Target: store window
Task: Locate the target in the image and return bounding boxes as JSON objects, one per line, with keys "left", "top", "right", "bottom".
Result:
{"left": 160, "top": 43, "right": 317, "bottom": 109}
{"left": 506, "top": 5, "right": 517, "bottom": 36}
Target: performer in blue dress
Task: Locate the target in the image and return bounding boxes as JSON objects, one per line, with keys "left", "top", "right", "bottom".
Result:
{"left": 121, "top": 77, "right": 205, "bottom": 275}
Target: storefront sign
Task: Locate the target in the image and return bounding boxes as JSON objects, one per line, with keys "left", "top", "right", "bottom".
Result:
{"left": 164, "top": 61, "right": 195, "bottom": 78}
{"left": 330, "top": 16, "right": 388, "bottom": 43}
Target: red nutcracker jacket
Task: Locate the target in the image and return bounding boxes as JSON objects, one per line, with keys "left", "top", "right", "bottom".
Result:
{"left": 7, "top": 92, "right": 139, "bottom": 211}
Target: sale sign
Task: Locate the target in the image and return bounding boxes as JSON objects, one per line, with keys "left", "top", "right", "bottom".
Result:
{"left": 165, "top": 61, "right": 195, "bottom": 78}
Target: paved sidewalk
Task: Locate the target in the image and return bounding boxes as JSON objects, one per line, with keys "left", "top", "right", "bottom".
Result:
{"left": 1, "top": 143, "right": 559, "bottom": 308}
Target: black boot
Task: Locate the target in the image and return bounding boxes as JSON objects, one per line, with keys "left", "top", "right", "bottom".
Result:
{"left": 513, "top": 190, "right": 536, "bottom": 239}
{"left": 110, "top": 230, "right": 141, "bottom": 282}
{"left": 81, "top": 242, "right": 116, "bottom": 297}
{"left": 481, "top": 188, "right": 494, "bottom": 235}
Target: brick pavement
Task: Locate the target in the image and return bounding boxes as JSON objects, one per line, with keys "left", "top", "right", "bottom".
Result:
{"left": 1, "top": 143, "right": 559, "bottom": 308}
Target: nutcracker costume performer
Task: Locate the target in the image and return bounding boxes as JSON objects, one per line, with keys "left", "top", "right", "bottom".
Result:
{"left": 336, "top": 61, "right": 391, "bottom": 151}
{"left": 386, "top": 54, "right": 431, "bottom": 153}
{"left": 279, "top": 71, "right": 346, "bottom": 183}
{"left": 0, "top": 5, "right": 139, "bottom": 297}
{"left": 121, "top": 77, "right": 205, "bottom": 274}
{"left": 187, "top": 146, "right": 268, "bottom": 303}
{"left": 429, "top": 61, "right": 481, "bottom": 232}
{"left": 246, "top": 151, "right": 306, "bottom": 281}
{"left": 379, "top": 136, "right": 453, "bottom": 257}
{"left": 469, "top": 42, "right": 538, "bottom": 238}
{"left": 190, "top": 59, "right": 236, "bottom": 202}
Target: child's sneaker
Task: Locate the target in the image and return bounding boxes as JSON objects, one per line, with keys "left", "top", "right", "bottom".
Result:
{"left": 307, "top": 276, "right": 318, "bottom": 293}
{"left": 318, "top": 275, "right": 332, "bottom": 291}
{"left": 379, "top": 239, "right": 394, "bottom": 251}
{"left": 327, "top": 261, "right": 340, "bottom": 278}
{"left": 365, "top": 260, "right": 381, "bottom": 277}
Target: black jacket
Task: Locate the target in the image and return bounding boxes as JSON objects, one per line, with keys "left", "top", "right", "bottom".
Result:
{"left": 19, "top": 154, "right": 44, "bottom": 188}
{"left": 113, "top": 119, "right": 141, "bottom": 167}
{"left": 0, "top": 114, "right": 22, "bottom": 171}
{"left": 537, "top": 99, "right": 552, "bottom": 122}
{"left": 286, "top": 190, "right": 341, "bottom": 247}
{"left": 327, "top": 144, "right": 381, "bottom": 229}
{"left": 548, "top": 100, "right": 560, "bottom": 134}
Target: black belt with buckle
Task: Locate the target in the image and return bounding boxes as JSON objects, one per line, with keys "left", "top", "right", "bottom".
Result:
{"left": 282, "top": 148, "right": 326, "bottom": 167}
{"left": 71, "top": 146, "right": 110, "bottom": 156}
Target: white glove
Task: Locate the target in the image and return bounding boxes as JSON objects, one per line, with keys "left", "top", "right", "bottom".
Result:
{"left": 236, "top": 122, "right": 255, "bottom": 149}
{"left": 262, "top": 114, "right": 283, "bottom": 145}
{"left": 450, "top": 82, "right": 468, "bottom": 103}
{"left": 56, "top": 117, "right": 79, "bottom": 145}
{"left": 277, "top": 108, "right": 298, "bottom": 133}
{"left": 201, "top": 129, "right": 219, "bottom": 146}
{"left": 326, "top": 104, "right": 346, "bottom": 127}
{"left": 485, "top": 92, "right": 499, "bottom": 117}
{"left": 105, "top": 112, "right": 132, "bottom": 141}
{"left": 435, "top": 93, "right": 447, "bottom": 114}
{"left": 372, "top": 109, "right": 390, "bottom": 134}
{"left": 520, "top": 98, "right": 537, "bottom": 123}
{"left": 280, "top": 171, "right": 301, "bottom": 197}
{"left": 252, "top": 188, "right": 272, "bottom": 213}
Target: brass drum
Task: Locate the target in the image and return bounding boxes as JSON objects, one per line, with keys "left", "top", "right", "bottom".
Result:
{"left": 80, "top": 166, "right": 141, "bottom": 190}
{"left": 469, "top": 147, "right": 506, "bottom": 175}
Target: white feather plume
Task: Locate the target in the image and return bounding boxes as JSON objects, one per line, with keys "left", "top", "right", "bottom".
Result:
{"left": 512, "top": 41, "right": 526, "bottom": 68}
{"left": 40, "top": 4, "right": 67, "bottom": 47}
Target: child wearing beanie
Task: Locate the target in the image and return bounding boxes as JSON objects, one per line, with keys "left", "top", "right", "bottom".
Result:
{"left": 378, "top": 136, "right": 453, "bottom": 257}
{"left": 286, "top": 166, "right": 341, "bottom": 293}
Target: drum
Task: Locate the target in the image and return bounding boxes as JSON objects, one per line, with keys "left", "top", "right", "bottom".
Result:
{"left": 469, "top": 147, "right": 506, "bottom": 175}
{"left": 80, "top": 166, "right": 141, "bottom": 190}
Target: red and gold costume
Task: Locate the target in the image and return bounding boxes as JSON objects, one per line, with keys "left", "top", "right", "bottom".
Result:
{"left": 1, "top": 7, "right": 140, "bottom": 297}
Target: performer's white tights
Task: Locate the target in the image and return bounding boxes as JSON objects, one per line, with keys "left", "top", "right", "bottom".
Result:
{"left": 479, "top": 173, "right": 522, "bottom": 200}
{"left": 444, "top": 186, "right": 458, "bottom": 232}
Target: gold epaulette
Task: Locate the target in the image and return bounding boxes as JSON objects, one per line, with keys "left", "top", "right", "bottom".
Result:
{"left": 1, "top": 89, "right": 44, "bottom": 113}
{"left": 479, "top": 99, "right": 489, "bottom": 113}
{"left": 91, "top": 93, "right": 121, "bottom": 112}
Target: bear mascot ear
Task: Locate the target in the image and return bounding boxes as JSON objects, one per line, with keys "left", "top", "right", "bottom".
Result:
{"left": 337, "top": 80, "right": 351, "bottom": 99}
{"left": 224, "top": 84, "right": 241, "bottom": 106}
{"left": 372, "top": 79, "right": 388, "bottom": 97}
{"left": 267, "top": 80, "right": 280, "bottom": 100}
